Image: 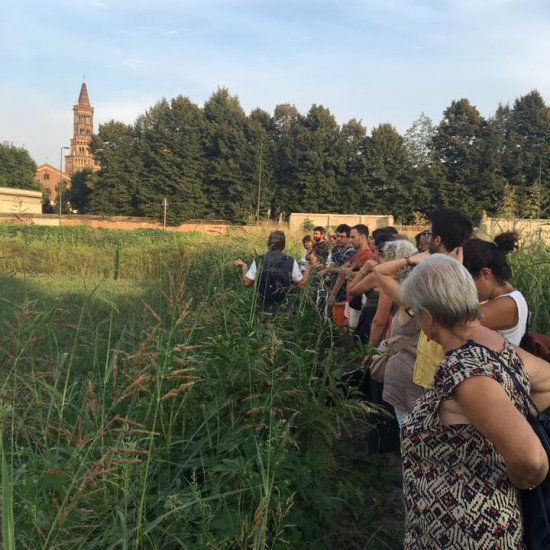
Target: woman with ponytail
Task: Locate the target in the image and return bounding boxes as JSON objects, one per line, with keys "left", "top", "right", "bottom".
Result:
{"left": 462, "top": 232, "right": 529, "bottom": 345}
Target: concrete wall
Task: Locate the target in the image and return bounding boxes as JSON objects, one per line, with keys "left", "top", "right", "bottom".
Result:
{"left": 0, "top": 187, "right": 43, "bottom": 215}
{"left": 288, "top": 212, "right": 394, "bottom": 232}
{"left": 478, "top": 214, "right": 550, "bottom": 243}
{"left": 0, "top": 213, "right": 232, "bottom": 234}
{"left": 1, "top": 210, "right": 549, "bottom": 244}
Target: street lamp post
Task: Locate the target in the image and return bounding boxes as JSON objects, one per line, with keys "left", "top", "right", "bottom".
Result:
{"left": 59, "top": 146, "right": 70, "bottom": 220}
{"left": 256, "top": 141, "right": 263, "bottom": 223}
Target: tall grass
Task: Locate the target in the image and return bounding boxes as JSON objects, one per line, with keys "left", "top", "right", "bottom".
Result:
{"left": 0, "top": 224, "right": 374, "bottom": 549}
{"left": 1, "top": 223, "right": 547, "bottom": 548}
{"left": 511, "top": 240, "right": 550, "bottom": 332}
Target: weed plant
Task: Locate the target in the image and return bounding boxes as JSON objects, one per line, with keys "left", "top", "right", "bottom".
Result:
{"left": 510, "top": 240, "right": 550, "bottom": 332}
{"left": 1, "top": 224, "right": 547, "bottom": 548}
{"left": 0, "top": 225, "right": 380, "bottom": 549}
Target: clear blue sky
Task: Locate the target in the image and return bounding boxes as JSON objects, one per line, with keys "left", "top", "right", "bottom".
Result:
{"left": 1, "top": 0, "right": 549, "bottom": 166}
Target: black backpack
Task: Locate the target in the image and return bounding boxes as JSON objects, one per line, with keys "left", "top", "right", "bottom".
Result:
{"left": 256, "top": 252, "right": 295, "bottom": 305}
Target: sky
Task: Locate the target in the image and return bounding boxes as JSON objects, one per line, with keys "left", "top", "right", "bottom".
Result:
{"left": 1, "top": 0, "right": 550, "bottom": 166}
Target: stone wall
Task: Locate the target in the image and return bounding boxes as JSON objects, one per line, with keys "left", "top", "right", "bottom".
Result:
{"left": 1, "top": 211, "right": 549, "bottom": 244}
{"left": 288, "top": 212, "right": 394, "bottom": 232}
{"left": 478, "top": 213, "right": 550, "bottom": 243}
{"left": 0, "top": 187, "right": 43, "bottom": 215}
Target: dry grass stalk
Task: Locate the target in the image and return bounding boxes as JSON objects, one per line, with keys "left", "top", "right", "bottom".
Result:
{"left": 86, "top": 381, "right": 100, "bottom": 416}
{"left": 161, "top": 381, "right": 197, "bottom": 401}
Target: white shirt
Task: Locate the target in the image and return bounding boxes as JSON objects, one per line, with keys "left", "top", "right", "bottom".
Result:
{"left": 495, "top": 290, "right": 529, "bottom": 346}
{"left": 246, "top": 258, "right": 303, "bottom": 283}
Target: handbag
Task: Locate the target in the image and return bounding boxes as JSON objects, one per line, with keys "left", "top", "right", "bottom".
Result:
{"left": 365, "top": 334, "right": 419, "bottom": 383}
{"left": 493, "top": 350, "right": 550, "bottom": 550}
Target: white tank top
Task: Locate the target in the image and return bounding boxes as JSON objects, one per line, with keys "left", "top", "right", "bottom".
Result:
{"left": 495, "top": 290, "right": 529, "bottom": 346}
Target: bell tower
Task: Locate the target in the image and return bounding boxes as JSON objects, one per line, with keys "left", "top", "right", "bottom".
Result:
{"left": 65, "top": 80, "right": 96, "bottom": 177}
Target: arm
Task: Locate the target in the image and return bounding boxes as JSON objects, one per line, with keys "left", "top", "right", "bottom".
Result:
{"left": 348, "top": 272, "right": 377, "bottom": 296}
{"left": 327, "top": 273, "right": 346, "bottom": 306}
{"left": 348, "top": 259, "right": 378, "bottom": 293}
{"left": 372, "top": 262, "right": 404, "bottom": 307}
{"left": 368, "top": 291, "right": 393, "bottom": 346}
{"left": 372, "top": 251, "right": 429, "bottom": 307}
{"left": 453, "top": 376, "right": 548, "bottom": 489}
{"left": 233, "top": 259, "right": 254, "bottom": 287}
{"left": 480, "top": 297, "right": 519, "bottom": 331}
{"left": 515, "top": 346, "right": 550, "bottom": 412}
{"left": 294, "top": 264, "right": 313, "bottom": 288}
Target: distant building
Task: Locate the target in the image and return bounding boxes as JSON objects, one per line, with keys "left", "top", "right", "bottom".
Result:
{"left": 64, "top": 81, "right": 97, "bottom": 177}
{"left": 34, "top": 81, "right": 97, "bottom": 201}
{"left": 35, "top": 163, "right": 69, "bottom": 201}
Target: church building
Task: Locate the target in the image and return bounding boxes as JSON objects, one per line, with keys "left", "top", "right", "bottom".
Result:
{"left": 35, "top": 81, "right": 97, "bottom": 200}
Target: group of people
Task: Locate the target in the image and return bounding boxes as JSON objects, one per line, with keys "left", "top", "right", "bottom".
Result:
{"left": 234, "top": 209, "right": 550, "bottom": 548}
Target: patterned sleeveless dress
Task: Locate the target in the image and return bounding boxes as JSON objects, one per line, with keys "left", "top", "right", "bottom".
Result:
{"left": 401, "top": 340, "right": 529, "bottom": 549}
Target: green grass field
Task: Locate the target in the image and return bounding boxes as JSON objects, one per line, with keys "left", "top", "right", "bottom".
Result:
{"left": 0, "top": 224, "right": 547, "bottom": 549}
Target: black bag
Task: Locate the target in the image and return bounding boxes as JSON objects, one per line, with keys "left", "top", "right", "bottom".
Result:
{"left": 338, "top": 369, "right": 400, "bottom": 453}
{"left": 494, "top": 351, "right": 550, "bottom": 549}
{"left": 522, "top": 414, "right": 550, "bottom": 549}
{"left": 256, "top": 252, "right": 295, "bottom": 305}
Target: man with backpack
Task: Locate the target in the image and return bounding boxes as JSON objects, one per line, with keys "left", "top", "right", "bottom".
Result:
{"left": 234, "top": 231, "right": 311, "bottom": 313}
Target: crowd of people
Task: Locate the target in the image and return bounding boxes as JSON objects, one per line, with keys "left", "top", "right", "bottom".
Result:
{"left": 234, "top": 209, "right": 550, "bottom": 549}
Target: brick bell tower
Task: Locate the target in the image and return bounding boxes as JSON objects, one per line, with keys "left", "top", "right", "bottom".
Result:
{"left": 64, "top": 80, "right": 96, "bottom": 177}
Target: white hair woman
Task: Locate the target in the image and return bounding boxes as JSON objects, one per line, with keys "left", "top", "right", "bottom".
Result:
{"left": 372, "top": 239, "right": 421, "bottom": 427}
{"left": 399, "top": 254, "right": 550, "bottom": 548}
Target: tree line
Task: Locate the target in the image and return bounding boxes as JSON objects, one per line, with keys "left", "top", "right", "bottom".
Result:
{"left": 1, "top": 88, "right": 549, "bottom": 224}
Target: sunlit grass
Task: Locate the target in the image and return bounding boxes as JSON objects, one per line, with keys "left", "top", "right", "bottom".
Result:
{"left": 0, "top": 223, "right": 547, "bottom": 548}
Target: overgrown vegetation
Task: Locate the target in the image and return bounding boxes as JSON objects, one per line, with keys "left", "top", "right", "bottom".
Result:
{"left": 0, "top": 225, "right": 400, "bottom": 549}
{"left": 0, "top": 224, "right": 548, "bottom": 549}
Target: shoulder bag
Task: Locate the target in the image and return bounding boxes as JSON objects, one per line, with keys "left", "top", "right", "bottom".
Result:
{"left": 366, "top": 334, "right": 419, "bottom": 383}
{"left": 493, "top": 350, "right": 550, "bottom": 550}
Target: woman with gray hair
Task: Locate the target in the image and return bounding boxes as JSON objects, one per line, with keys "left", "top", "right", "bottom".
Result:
{"left": 397, "top": 254, "right": 550, "bottom": 548}
{"left": 371, "top": 239, "right": 421, "bottom": 427}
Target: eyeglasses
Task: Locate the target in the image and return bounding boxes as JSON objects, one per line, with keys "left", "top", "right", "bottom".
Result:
{"left": 421, "top": 231, "right": 433, "bottom": 238}
{"left": 404, "top": 307, "right": 416, "bottom": 317}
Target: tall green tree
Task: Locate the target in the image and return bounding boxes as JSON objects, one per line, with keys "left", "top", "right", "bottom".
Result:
{"left": 136, "top": 96, "right": 207, "bottom": 223}
{"left": 335, "top": 119, "right": 369, "bottom": 214}
{"left": 247, "top": 108, "right": 275, "bottom": 220}
{"left": 364, "top": 123, "right": 413, "bottom": 221}
{"left": 203, "top": 88, "right": 256, "bottom": 222}
{"left": 88, "top": 121, "right": 142, "bottom": 215}
{"left": 291, "top": 105, "right": 341, "bottom": 213}
{"left": 69, "top": 168, "right": 93, "bottom": 213}
{"left": 404, "top": 113, "right": 435, "bottom": 169}
{"left": 0, "top": 142, "right": 38, "bottom": 190}
{"left": 431, "top": 99, "right": 485, "bottom": 216}
{"left": 502, "top": 90, "right": 550, "bottom": 194}
{"left": 498, "top": 182, "right": 518, "bottom": 219}
{"left": 271, "top": 104, "right": 303, "bottom": 217}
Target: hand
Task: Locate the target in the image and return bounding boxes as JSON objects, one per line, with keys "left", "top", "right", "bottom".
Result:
{"left": 361, "top": 354, "right": 372, "bottom": 367}
{"left": 234, "top": 259, "right": 247, "bottom": 270}
{"left": 409, "top": 251, "right": 430, "bottom": 265}
{"left": 361, "top": 259, "right": 378, "bottom": 274}
{"left": 448, "top": 246, "right": 464, "bottom": 264}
